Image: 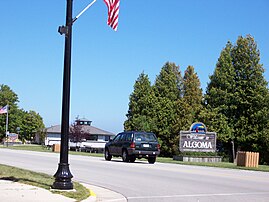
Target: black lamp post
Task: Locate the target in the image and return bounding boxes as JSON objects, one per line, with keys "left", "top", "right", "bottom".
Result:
{"left": 52, "top": 0, "right": 73, "bottom": 190}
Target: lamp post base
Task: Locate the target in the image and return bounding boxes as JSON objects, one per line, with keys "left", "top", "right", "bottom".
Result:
{"left": 52, "top": 163, "right": 73, "bottom": 190}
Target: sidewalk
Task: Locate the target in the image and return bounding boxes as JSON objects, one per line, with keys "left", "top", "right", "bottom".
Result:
{"left": 0, "top": 180, "right": 127, "bottom": 202}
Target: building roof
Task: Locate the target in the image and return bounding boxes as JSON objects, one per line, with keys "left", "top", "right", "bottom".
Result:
{"left": 46, "top": 125, "right": 62, "bottom": 134}
{"left": 45, "top": 124, "right": 114, "bottom": 136}
{"left": 80, "top": 125, "right": 114, "bottom": 136}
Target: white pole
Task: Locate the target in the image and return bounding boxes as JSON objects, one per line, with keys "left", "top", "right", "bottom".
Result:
{"left": 5, "top": 105, "right": 8, "bottom": 146}
{"left": 73, "top": 0, "right": 97, "bottom": 23}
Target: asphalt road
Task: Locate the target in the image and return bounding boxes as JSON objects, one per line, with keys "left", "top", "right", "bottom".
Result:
{"left": 0, "top": 149, "right": 269, "bottom": 202}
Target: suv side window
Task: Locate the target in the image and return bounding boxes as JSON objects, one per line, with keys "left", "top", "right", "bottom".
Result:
{"left": 114, "top": 134, "right": 122, "bottom": 142}
{"left": 126, "top": 133, "right": 132, "bottom": 142}
{"left": 119, "top": 133, "right": 126, "bottom": 141}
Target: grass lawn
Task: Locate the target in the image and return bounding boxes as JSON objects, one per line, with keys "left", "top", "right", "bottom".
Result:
{"left": 0, "top": 144, "right": 103, "bottom": 157}
{"left": 0, "top": 163, "right": 90, "bottom": 201}
{"left": 157, "top": 157, "right": 269, "bottom": 172}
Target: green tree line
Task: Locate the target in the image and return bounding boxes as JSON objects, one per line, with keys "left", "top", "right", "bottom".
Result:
{"left": 0, "top": 84, "right": 45, "bottom": 142}
{"left": 124, "top": 35, "right": 269, "bottom": 164}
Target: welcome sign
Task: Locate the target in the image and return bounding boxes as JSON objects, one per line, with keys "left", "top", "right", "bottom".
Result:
{"left": 180, "top": 122, "right": 216, "bottom": 152}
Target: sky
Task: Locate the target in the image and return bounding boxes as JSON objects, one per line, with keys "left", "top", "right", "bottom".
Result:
{"left": 1, "top": 0, "right": 269, "bottom": 134}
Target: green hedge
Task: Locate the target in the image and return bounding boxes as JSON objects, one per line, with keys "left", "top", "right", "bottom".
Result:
{"left": 179, "top": 151, "right": 218, "bottom": 157}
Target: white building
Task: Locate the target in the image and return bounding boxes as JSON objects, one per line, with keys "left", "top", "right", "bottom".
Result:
{"left": 35, "top": 118, "right": 115, "bottom": 152}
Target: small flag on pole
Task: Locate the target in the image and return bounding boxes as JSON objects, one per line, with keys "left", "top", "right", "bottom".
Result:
{"left": 0, "top": 105, "right": 8, "bottom": 114}
{"left": 103, "top": 0, "right": 120, "bottom": 31}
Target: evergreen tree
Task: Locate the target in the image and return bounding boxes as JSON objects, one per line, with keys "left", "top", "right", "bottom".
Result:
{"left": 182, "top": 65, "right": 203, "bottom": 122}
{"left": 204, "top": 41, "right": 235, "bottom": 149}
{"left": 153, "top": 62, "right": 183, "bottom": 156}
{"left": 173, "top": 65, "right": 204, "bottom": 143}
{"left": 205, "top": 41, "right": 235, "bottom": 117}
{"left": 124, "top": 72, "right": 157, "bottom": 132}
{"left": 154, "top": 62, "right": 182, "bottom": 100}
{"left": 205, "top": 35, "right": 269, "bottom": 163}
{"left": 231, "top": 36, "right": 269, "bottom": 162}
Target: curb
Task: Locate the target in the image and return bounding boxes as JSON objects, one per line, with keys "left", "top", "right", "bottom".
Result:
{"left": 81, "top": 187, "right": 97, "bottom": 202}
{"left": 81, "top": 183, "right": 127, "bottom": 202}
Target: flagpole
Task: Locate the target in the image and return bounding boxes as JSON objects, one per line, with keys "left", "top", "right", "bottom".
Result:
{"left": 5, "top": 105, "right": 8, "bottom": 147}
{"left": 72, "top": 0, "right": 97, "bottom": 24}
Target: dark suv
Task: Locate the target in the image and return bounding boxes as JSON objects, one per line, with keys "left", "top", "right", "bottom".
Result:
{"left": 104, "top": 131, "right": 160, "bottom": 164}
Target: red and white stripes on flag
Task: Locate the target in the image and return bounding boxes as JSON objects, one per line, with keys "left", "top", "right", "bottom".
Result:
{"left": 0, "top": 105, "right": 8, "bottom": 114}
{"left": 103, "top": 0, "right": 120, "bottom": 31}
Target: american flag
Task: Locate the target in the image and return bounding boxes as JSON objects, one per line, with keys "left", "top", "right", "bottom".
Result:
{"left": 103, "top": 0, "right": 120, "bottom": 31}
{"left": 0, "top": 105, "right": 8, "bottom": 114}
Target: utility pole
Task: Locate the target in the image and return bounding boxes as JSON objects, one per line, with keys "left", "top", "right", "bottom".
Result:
{"left": 52, "top": 0, "right": 73, "bottom": 190}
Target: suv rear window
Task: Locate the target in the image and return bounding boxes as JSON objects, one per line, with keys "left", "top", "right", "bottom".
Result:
{"left": 134, "top": 133, "right": 157, "bottom": 142}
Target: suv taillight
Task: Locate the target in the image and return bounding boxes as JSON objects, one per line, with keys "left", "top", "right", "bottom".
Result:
{"left": 157, "top": 144, "right": 160, "bottom": 149}
{"left": 130, "top": 142, "right": 135, "bottom": 148}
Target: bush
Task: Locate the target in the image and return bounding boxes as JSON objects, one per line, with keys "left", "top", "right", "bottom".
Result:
{"left": 179, "top": 151, "right": 218, "bottom": 157}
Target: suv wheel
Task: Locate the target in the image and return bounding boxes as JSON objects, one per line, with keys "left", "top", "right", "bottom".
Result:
{"left": 148, "top": 156, "right": 156, "bottom": 164}
{"left": 122, "top": 149, "right": 130, "bottom": 162}
{"left": 105, "top": 148, "right": 112, "bottom": 161}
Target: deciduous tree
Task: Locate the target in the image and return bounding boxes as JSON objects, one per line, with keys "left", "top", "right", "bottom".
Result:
{"left": 0, "top": 84, "right": 45, "bottom": 142}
